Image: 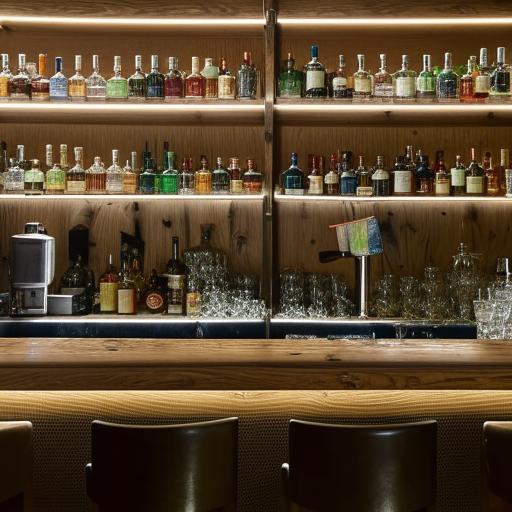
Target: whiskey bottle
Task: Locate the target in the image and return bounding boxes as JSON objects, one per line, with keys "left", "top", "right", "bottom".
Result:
{"left": 146, "top": 54, "right": 165, "bottom": 100}
{"left": 305, "top": 45, "right": 326, "bottom": 98}
{"left": 166, "top": 236, "right": 188, "bottom": 315}
{"left": 164, "top": 57, "right": 184, "bottom": 99}
{"left": 202, "top": 58, "right": 219, "bottom": 99}
{"left": 415, "top": 155, "right": 434, "bottom": 194}
{"left": 217, "top": 57, "right": 236, "bottom": 100}
{"left": 106, "top": 149, "right": 123, "bottom": 194}
{"left": 373, "top": 54, "right": 393, "bottom": 101}
{"left": 86, "top": 156, "right": 107, "bottom": 194}
{"left": 106, "top": 56, "right": 128, "bottom": 101}
{"left": 122, "top": 152, "right": 138, "bottom": 194}
{"left": 278, "top": 52, "right": 303, "bottom": 99}
{"left": 352, "top": 54, "right": 372, "bottom": 101}
{"left": 46, "top": 144, "right": 66, "bottom": 194}
{"left": 85, "top": 55, "right": 107, "bottom": 101}
{"left": 451, "top": 155, "right": 466, "bottom": 195}
{"left": 117, "top": 256, "right": 137, "bottom": 315}
{"left": 372, "top": 156, "right": 390, "bottom": 196}
{"left": 237, "top": 51, "right": 257, "bottom": 99}
{"left": 161, "top": 151, "right": 179, "bottom": 194}
{"left": 393, "top": 148, "right": 414, "bottom": 196}
{"left": 330, "top": 54, "right": 349, "bottom": 99}
{"left": 483, "top": 152, "right": 500, "bottom": 196}
{"left": 179, "top": 157, "right": 195, "bottom": 194}
{"left": 68, "top": 55, "right": 86, "bottom": 101}
{"left": 393, "top": 54, "right": 416, "bottom": 101}
{"left": 195, "top": 155, "right": 212, "bottom": 194}
{"left": 0, "top": 54, "right": 12, "bottom": 100}
{"left": 31, "top": 54, "right": 50, "bottom": 101}
{"left": 460, "top": 59, "right": 474, "bottom": 103}
{"left": 324, "top": 154, "right": 340, "bottom": 195}
{"left": 416, "top": 54, "right": 435, "bottom": 101}
{"left": 128, "top": 55, "right": 146, "bottom": 101}
{"left": 49, "top": 57, "right": 68, "bottom": 101}
{"left": 185, "top": 56, "right": 205, "bottom": 98}
{"left": 281, "top": 153, "right": 304, "bottom": 195}
{"left": 339, "top": 151, "right": 357, "bottom": 196}
{"left": 496, "top": 148, "right": 509, "bottom": 195}
{"left": 24, "top": 159, "right": 44, "bottom": 195}
{"left": 490, "top": 47, "right": 510, "bottom": 99}
{"left": 474, "top": 48, "right": 491, "bottom": 100}
{"left": 465, "top": 148, "right": 485, "bottom": 195}
{"left": 434, "top": 158, "right": 450, "bottom": 196}
{"left": 144, "top": 269, "right": 166, "bottom": 314}
{"left": 228, "top": 157, "right": 243, "bottom": 194}
{"left": 356, "top": 155, "right": 373, "bottom": 196}
{"left": 307, "top": 155, "right": 324, "bottom": 195}
{"left": 437, "top": 52, "right": 459, "bottom": 102}
{"left": 66, "top": 146, "right": 86, "bottom": 194}
{"left": 99, "top": 254, "right": 119, "bottom": 313}
{"left": 242, "top": 158, "right": 263, "bottom": 194}
{"left": 10, "top": 53, "right": 31, "bottom": 101}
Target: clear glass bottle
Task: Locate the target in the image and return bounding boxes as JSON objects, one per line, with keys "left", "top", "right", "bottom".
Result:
{"left": 49, "top": 56, "right": 68, "bottom": 101}
{"left": 146, "top": 54, "right": 164, "bottom": 100}
{"left": 437, "top": 52, "right": 459, "bottom": 102}
{"left": 339, "top": 151, "right": 357, "bottom": 196}
{"left": 242, "top": 158, "right": 262, "bottom": 193}
{"left": 451, "top": 155, "right": 466, "bottom": 195}
{"left": 68, "top": 55, "right": 86, "bottom": 101}
{"left": 86, "top": 156, "right": 107, "bottom": 194}
{"left": 237, "top": 51, "right": 257, "bottom": 99}
{"left": 128, "top": 55, "right": 146, "bottom": 101}
{"left": 24, "top": 158, "right": 44, "bottom": 195}
{"left": 490, "top": 47, "right": 511, "bottom": 100}
{"left": 305, "top": 44, "right": 326, "bottom": 98}
{"left": 106, "top": 56, "right": 128, "bottom": 101}
{"left": 0, "top": 54, "right": 12, "bottom": 100}
{"left": 179, "top": 157, "right": 195, "bottom": 194}
{"left": 66, "top": 146, "right": 86, "bottom": 194}
{"left": 353, "top": 54, "right": 372, "bottom": 101}
{"left": 496, "top": 148, "right": 509, "bottom": 196}
{"left": 465, "top": 147, "right": 485, "bottom": 195}
{"left": 393, "top": 54, "right": 416, "bottom": 101}
{"left": 99, "top": 254, "right": 119, "bottom": 313}
{"left": 161, "top": 151, "right": 179, "bottom": 194}
{"left": 217, "top": 57, "right": 236, "bottom": 100}
{"left": 202, "top": 57, "right": 219, "bottom": 99}
{"left": 416, "top": 54, "right": 436, "bottom": 101}
{"left": 117, "top": 256, "right": 137, "bottom": 315}
{"left": 374, "top": 54, "right": 393, "bottom": 101}
{"left": 4, "top": 157, "right": 24, "bottom": 193}
{"left": 279, "top": 52, "right": 303, "bottom": 99}
{"left": 434, "top": 157, "right": 451, "bottom": 196}
{"left": 195, "top": 155, "right": 212, "bottom": 194}
{"left": 228, "top": 157, "right": 243, "bottom": 194}
{"left": 10, "top": 53, "right": 31, "bottom": 101}
{"left": 483, "top": 152, "right": 500, "bottom": 196}
{"left": 31, "top": 53, "right": 50, "bottom": 101}
{"left": 460, "top": 59, "right": 475, "bottom": 103}
{"left": 164, "top": 57, "right": 183, "bottom": 99}
{"left": 372, "top": 156, "right": 390, "bottom": 196}
{"left": 474, "top": 47, "right": 491, "bottom": 101}
{"left": 46, "top": 144, "right": 66, "bottom": 194}
{"left": 415, "top": 154, "right": 434, "bottom": 194}
{"left": 105, "top": 149, "right": 124, "bottom": 194}
{"left": 122, "top": 151, "right": 138, "bottom": 194}
{"left": 356, "top": 155, "right": 372, "bottom": 196}
{"left": 85, "top": 55, "right": 107, "bottom": 101}
{"left": 212, "top": 157, "right": 230, "bottom": 194}
{"left": 280, "top": 153, "right": 304, "bottom": 195}
{"left": 324, "top": 153, "right": 340, "bottom": 195}
{"left": 185, "top": 56, "right": 205, "bottom": 98}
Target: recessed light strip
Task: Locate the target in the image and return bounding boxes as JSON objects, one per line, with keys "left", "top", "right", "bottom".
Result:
{"left": 279, "top": 17, "right": 512, "bottom": 26}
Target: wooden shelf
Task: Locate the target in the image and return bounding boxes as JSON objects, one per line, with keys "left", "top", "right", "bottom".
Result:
{"left": 0, "top": 193, "right": 266, "bottom": 202}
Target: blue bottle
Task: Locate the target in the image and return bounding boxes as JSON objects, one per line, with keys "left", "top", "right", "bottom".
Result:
{"left": 49, "top": 57, "right": 68, "bottom": 101}
{"left": 339, "top": 151, "right": 357, "bottom": 195}
{"left": 281, "top": 153, "right": 304, "bottom": 195}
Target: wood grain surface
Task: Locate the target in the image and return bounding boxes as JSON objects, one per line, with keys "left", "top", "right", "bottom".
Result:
{"left": 0, "top": 337, "right": 511, "bottom": 390}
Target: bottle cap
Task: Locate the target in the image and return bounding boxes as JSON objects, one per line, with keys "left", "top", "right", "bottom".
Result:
{"left": 75, "top": 54, "right": 82, "bottom": 71}
{"left": 135, "top": 55, "right": 142, "bottom": 69}
{"left": 151, "top": 54, "right": 158, "bottom": 69}
{"left": 92, "top": 54, "right": 100, "bottom": 69}
{"left": 18, "top": 53, "right": 26, "bottom": 67}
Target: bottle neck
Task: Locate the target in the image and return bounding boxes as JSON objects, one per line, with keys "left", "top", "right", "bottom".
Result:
{"left": 172, "top": 238, "right": 179, "bottom": 260}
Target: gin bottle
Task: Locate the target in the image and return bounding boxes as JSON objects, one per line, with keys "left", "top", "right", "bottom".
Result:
{"left": 106, "top": 56, "right": 128, "bottom": 101}
{"left": 393, "top": 54, "right": 416, "bottom": 101}
{"left": 85, "top": 55, "right": 106, "bottom": 101}
{"left": 416, "top": 54, "right": 436, "bottom": 101}
{"left": 66, "top": 146, "right": 86, "bottom": 194}
{"left": 0, "top": 54, "right": 12, "bottom": 100}
{"left": 373, "top": 54, "right": 393, "bottom": 101}
{"left": 49, "top": 57, "right": 68, "bottom": 101}
{"left": 46, "top": 144, "right": 66, "bottom": 194}
{"left": 281, "top": 153, "right": 304, "bottom": 195}
{"left": 24, "top": 159, "right": 44, "bottom": 195}
{"left": 185, "top": 56, "right": 205, "bottom": 98}
{"left": 68, "top": 55, "right": 86, "bottom": 101}
{"left": 164, "top": 57, "right": 183, "bottom": 99}
{"left": 161, "top": 151, "right": 179, "bottom": 194}
{"left": 437, "top": 52, "right": 459, "bottom": 102}
{"left": 106, "top": 149, "right": 123, "bottom": 194}
{"left": 179, "top": 157, "right": 195, "bottom": 194}
{"left": 305, "top": 45, "right": 326, "bottom": 98}
{"left": 86, "top": 156, "right": 107, "bottom": 194}
{"left": 218, "top": 57, "right": 236, "bottom": 99}
{"left": 31, "top": 53, "right": 50, "bottom": 101}
{"left": 202, "top": 58, "right": 219, "bottom": 99}
{"left": 237, "top": 51, "right": 257, "bottom": 99}
{"left": 146, "top": 54, "right": 165, "bottom": 100}
{"left": 278, "top": 53, "right": 303, "bottom": 98}
{"left": 128, "top": 55, "right": 146, "bottom": 101}
{"left": 10, "top": 53, "right": 31, "bottom": 100}
{"left": 353, "top": 54, "right": 372, "bottom": 101}
{"left": 4, "top": 157, "right": 24, "bottom": 193}
{"left": 490, "top": 47, "right": 510, "bottom": 99}
{"left": 339, "top": 152, "right": 357, "bottom": 196}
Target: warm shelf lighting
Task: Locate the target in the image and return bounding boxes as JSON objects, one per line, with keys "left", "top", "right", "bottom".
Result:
{"left": 279, "top": 17, "right": 512, "bottom": 26}
{"left": 0, "top": 193, "right": 265, "bottom": 201}
{"left": 274, "top": 193, "right": 510, "bottom": 202}
{"left": 274, "top": 103, "right": 512, "bottom": 113}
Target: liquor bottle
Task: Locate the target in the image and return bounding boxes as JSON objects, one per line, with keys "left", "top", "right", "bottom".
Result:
{"left": 60, "top": 254, "right": 88, "bottom": 295}
{"left": 437, "top": 52, "right": 459, "bottom": 102}
{"left": 129, "top": 248, "right": 146, "bottom": 304}
{"left": 117, "top": 255, "right": 137, "bottom": 315}
{"left": 4, "top": 157, "right": 23, "bottom": 193}
{"left": 474, "top": 48, "right": 491, "bottom": 100}
{"left": 305, "top": 44, "right": 326, "bottom": 98}
{"left": 459, "top": 59, "right": 474, "bottom": 103}
{"left": 144, "top": 269, "right": 166, "bottom": 314}
{"left": 202, "top": 58, "right": 219, "bottom": 99}
{"left": 434, "top": 157, "right": 450, "bottom": 196}
{"left": 10, "top": 54, "right": 31, "bottom": 100}
{"left": 324, "top": 154, "right": 340, "bottom": 195}
{"left": 195, "top": 155, "right": 212, "bottom": 194}
{"left": 393, "top": 147, "right": 414, "bottom": 196}
{"left": 186, "top": 275, "right": 202, "bottom": 317}
{"left": 31, "top": 54, "right": 50, "bottom": 101}
{"left": 166, "top": 236, "right": 188, "bottom": 315}
{"left": 15, "top": 144, "right": 30, "bottom": 171}
{"left": 179, "top": 157, "right": 195, "bottom": 194}
{"left": 281, "top": 153, "right": 304, "bottom": 195}
{"left": 122, "top": 152, "right": 138, "bottom": 194}
{"left": 0, "top": 54, "right": 11, "bottom": 100}
{"left": 161, "top": 151, "right": 179, "bottom": 194}
{"left": 278, "top": 52, "right": 303, "bottom": 98}
{"left": 465, "top": 147, "right": 485, "bottom": 195}
{"left": 483, "top": 152, "right": 500, "bottom": 196}
{"left": 356, "top": 155, "right": 372, "bottom": 196}
{"left": 128, "top": 55, "right": 146, "bottom": 101}
{"left": 496, "top": 148, "right": 509, "bottom": 195}
{"left": 353, "top": 54, "right": 372, "bottom": 101}
{"left": 146, "top": 54, "right": 165, "bottom": 100}
{"left": 490, "top": 47, "right": 511, "bottom": 99}
{"left": 217, "top": 57, "right": 236, "bottom": 99}
{"left": 339, "top": 151, "right": 357, "bottom": 196}
{"left": 164, "top": 57, "right": 184, "bottom": 99}
{"left": 373, "top": 54, "right": 393, "bottom": 101}
{"left": 66, "top": 146, "right": 86, "bottom": 194}
{"left": 139, "top": 144, "right": 156, "bottom": 194}
{"left": 99, "top": 254, "right": 119, "bottom": 313}
{"left": 86, "top": 156, "right": 107, "bottom": 194}
{"left": 49, "top": 57, "right": 68, "bottom": 101}
{"left": 68, "top": 55, "right": 86, "bottom": 101}
{"left": 46, "top": 144, "right": 66, "bottom": 194}
{"left": 307, "top": 155, "right": 324, "bottom": 195}
{"left": 372, "top": 156, "right": 390, "bottom": 196}
{"left": 327, "top": 54, "right": 348, "bottom": 99}
{"left": 106, "top": 56, "right": 128, "bottom": 101}
{"left": 237, "top": 51, "right": 257, "bottom": 99}
{"left": 393, "top": 54, "right": 416, "bottom": 101}
{"left": 228, "top": 157, "right": 243, "bottom": 194}
{"left": 185, "top": 56, "right": 205, "bottom": 98}
{"left": 105, "top": 149, "right": 123, "bottom": 194}
{"left": 416, "top": 54, "right": 436, "bottom": 101}
{"left": 450, "top": 155, "right": 466, "bottom": 195}
{"left": 85, "top": 55, "right": 107, "bottom": 101}
{"left": 24, "top": 159, "right": 44, "bottom": 194}
{"left": 241, "top": 158, "right": 262, "bottom": 194}
{"left": 415, "top": 154, "right": 434, "bottom": 194}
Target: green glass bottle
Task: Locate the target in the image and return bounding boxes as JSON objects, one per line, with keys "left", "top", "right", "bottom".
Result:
{"left": 106, "top": 56, "right": 128, "bottom": 100}
{"left": 161, "top": 151, "right": 179, "bottom": 194}
{"left": 278, "top": 52, "right": 303, "bottom": 98}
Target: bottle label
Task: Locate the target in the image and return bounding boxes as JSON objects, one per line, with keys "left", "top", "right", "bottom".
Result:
{"left": 186, "top": 292, "right": 202, "bottom": 316}
{"left": 475, "top": 75, "right": 490, "bottom": 93}
{"left": 374, "top": 83, "right": 393, "bottom": 97}
{"left": 451, "top": 168, "right": 465, "bottom": 187}
{"left": 306, "top": 70, "right": 325, "bottom": 91}
{"left": 167, "top": 275, "right": 185, "bottom": 314}
{"left": 118, "top": 288, "right": 136, "bottom": 314}
{"left": 0, "top": 76, "right": 9, "bottom": 97}
{"left": 283, "top": 175, "right": 303, "bottom": 193}
{"left": 466, "top": 176, "right": 484, "bottom": 194}
{"left": 284, "top": 187, "right": 304, "bottom": 195}
{"left": 218, "top": 75, "right": 236, "bottom": 99}
{"left": 123, "top": 175, "right": 138, "bottom": 194}
{"left": 106, "top": 80, "right": 128, "bottom": 99}
{"left": 195, "top": 173, "right": 212, "bottom": 193}
{"left": 100, "top": 282, "right": 118, "bottom": 312}
{"left": 147, "top": 84, "right": 164, "bottom": 98}
{"left": 146, "top": 291, "right": 164, "bottom": 311}
{"left": 332, "top": 76, "right": 347, "bottom": 91}
{"left": 417, "top": 75, "right": 436, "bottom": 93}
{"left": 324, "top": 172, "right": 339, "bottom": 185}
{"left": 66, "top": 180, "right": 86, "bottom": 193}
{"left": 161, "top": 174, "right": 179, "bottom": 194}
{"left": 49, "top": 77, "right": 68, "bottom": 98}
{"left": 238, "top": 70, "right": 256, "bottom": 98}
{"left": 308, "top": 175, "right": 323, "bottom": 194}
{"left": 340, "top": 175, "right": 357, "bottom": 195}
{"left": 395, "top": 77, "right": 416, "bottom": 97}
{"left": 24, "top": 170, "right": 44, "bottom": 183}
{"left": 435, "top": 177, "right": 450, "bottom": 195}
{"left": 354, "top": 77, "right": 371, "bottom": 93}
{"left": 230, "top": 179, "right": 243, "bottom": 193}
{"left": 394, "top": 171, "right": 412, "bottom": 193}
{"left": 356, "top": 186, "right": 373, "bottom": 196}
{"left": 46, "top": 170, "right": 65, "bottom": 189}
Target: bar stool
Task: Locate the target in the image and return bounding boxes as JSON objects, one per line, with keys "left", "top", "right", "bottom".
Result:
{"left": 281, "top": 419, "right": 437, "bottom": 512}
{"left": 483, "top": 421, "right": 512, "bottom": 511}
{"left": 86, "top": 417, "right": 238, "bottom": 512}
{"left": 0, "top": 421, "right": 33, "bottom": 512}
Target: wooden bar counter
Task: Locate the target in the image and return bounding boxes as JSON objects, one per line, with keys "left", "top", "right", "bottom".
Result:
{"left": 0, "top": 337, "right": 511, "bottom": 390}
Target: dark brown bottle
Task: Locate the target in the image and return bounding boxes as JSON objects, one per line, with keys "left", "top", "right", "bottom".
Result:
{"left": 144, "top": 269, "right": 166, "bottom": 314}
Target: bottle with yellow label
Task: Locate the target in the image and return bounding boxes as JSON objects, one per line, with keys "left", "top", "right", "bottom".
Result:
{"left": 0, "top": 54, "right": 12, "bottom": 100}
{"left": 99, "top": 254, "right": 119, "bottom": 313}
